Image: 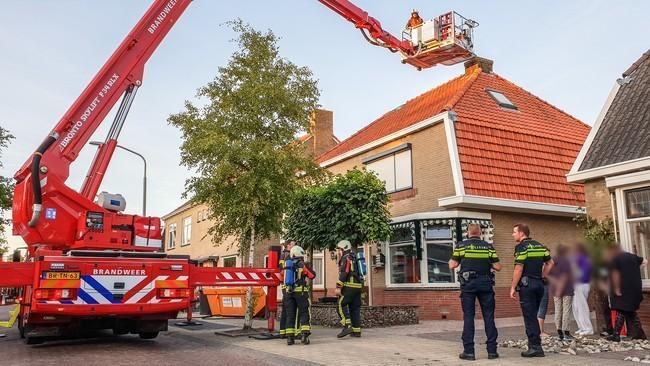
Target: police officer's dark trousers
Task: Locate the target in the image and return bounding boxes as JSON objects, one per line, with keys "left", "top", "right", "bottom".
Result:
{"left": 460, "top": 276, "right": 497, "bottom": 354}
{"left": 285, "top": 290, "right": 311, "bottom": 336}
{"left": 518, "top": 278, "right": 544, "bottom": 348}
{"left": 338, "top": 287, "right": 362, "bottom": 334}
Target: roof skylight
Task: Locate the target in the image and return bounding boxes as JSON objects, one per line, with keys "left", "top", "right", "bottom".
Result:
{"left": 487, "top": 90, "right": 517, "bottom": 110}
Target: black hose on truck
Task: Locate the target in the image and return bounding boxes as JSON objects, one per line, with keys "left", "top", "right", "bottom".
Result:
{"left": 28, "top": 132, "right": 58, "bottom": 227}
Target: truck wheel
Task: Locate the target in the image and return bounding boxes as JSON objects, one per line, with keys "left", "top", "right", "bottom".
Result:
{"left": 25, "top": 337, "right": 44, "bottom": 345}
{"left": 17, "top": 316, "right": 25, "bottom": 339}
{"left": 139, "top": 331, "right": 159, "bottom": 339}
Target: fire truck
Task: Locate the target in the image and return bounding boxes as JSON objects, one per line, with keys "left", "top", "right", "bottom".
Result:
{"left": 0, "top": 0, "right": 478, "bottom": 344}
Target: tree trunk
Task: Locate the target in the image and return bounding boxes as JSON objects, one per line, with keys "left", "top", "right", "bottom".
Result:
{"left": 243, "top": 220, "right": 256, "bottom": 330}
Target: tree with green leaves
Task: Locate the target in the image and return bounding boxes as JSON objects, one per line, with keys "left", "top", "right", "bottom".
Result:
{"left": 169, "top": 20, "right": 321, "bottom": 329}
{"left": 0, "top": 127, "right": 14, "bottom": 258}
{"left": 285, "top": 168, "right": 391, "bottom": 251}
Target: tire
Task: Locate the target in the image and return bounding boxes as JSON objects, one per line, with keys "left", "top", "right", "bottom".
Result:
{"left": 138, "top": 331, "right": 159, "bottom": 340}
{"left": 17, "top": 316, "right": 25, "bottom": 339}
{"left": 25, "top": 337, "right": 44, "bottom": 345}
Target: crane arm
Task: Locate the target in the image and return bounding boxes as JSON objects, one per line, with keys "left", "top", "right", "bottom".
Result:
{"left": 318, "top": 0, "right": 414, "bottom": 55}
{"left": 15, "top": 0, "right": 192, "bottom": 186}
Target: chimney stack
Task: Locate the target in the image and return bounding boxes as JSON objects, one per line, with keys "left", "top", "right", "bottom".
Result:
{"left": 464, "top": 57, "right": 493, "bottom": 74}
{"left": 309, "top": 109, "right": 336, "bottom": 157}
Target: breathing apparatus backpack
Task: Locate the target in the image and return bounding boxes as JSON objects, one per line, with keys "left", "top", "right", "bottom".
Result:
{"left": 284, "top": 259, "right": 295, "bottom": 289}
{"left": 355, "top": 251, "right": 367, "bottom": 281}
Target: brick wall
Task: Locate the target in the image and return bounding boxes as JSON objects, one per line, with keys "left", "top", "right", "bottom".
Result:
{"left": 325, "top": 122, "right": 456, "bottom": 218}
{"left": 584, "top": 178, "right": 613, "bottom": 221}
{"left": 322, "top": 211, "right": 583, "bottom": 321}
{"left": 641, "top": 291, "right": 650, "bottom": 330}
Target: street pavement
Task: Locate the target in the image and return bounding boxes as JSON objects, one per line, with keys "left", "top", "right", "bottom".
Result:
{"left": 0, "top": 305, "right": 636, "bottom": 365}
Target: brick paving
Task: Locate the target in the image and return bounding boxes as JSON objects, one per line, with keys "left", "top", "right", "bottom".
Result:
{"left": 0, "top": 306, "right": 639, "bottom": 365}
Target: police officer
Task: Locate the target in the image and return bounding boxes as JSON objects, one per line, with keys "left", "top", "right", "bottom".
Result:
{"left": 509, "top": 224, "right": 554, "bottom": 357}
{"left": 284, "top": 245, "right": 315, "bottom": 345}
{"left": 335, "top": 240, "right": 362, "bottom": 338}
{"left": 278, "top": 240, "right": 295, "bottom": 339}
{"left": 448, "top": 223, "right": 502, "bottom": 361}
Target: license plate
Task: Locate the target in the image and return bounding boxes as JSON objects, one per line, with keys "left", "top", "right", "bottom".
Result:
{"left": 43, "top": 271, "right": 80, "bottom": 280}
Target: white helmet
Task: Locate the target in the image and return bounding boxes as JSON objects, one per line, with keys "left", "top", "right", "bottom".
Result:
{"left": 290, "top": 245, "right": 305, "bottom": 259}
{"left": 336, "top": 240, "right": 352, "bottom": 252}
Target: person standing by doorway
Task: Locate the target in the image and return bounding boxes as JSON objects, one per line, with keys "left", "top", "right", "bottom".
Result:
{"left": 510, "top": 224, "right": 555, "bottom": 358}
{"left": 607, "top": 245, "right": 648, "bottom": 342}
{"left": 572, "top": 243, "right": 594, "bottom": 336}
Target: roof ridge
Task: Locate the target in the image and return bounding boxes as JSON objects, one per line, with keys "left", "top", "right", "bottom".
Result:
{"left": 490, "top": 72, "right": 591, "bottom": 130}
{"left": 444, "top": 67, "right": 481, "bottom": 110}
{"left": 316, "top": 70, "right": 478, "bottom": 162}
{"left": 623, "top": 48, "right": 650, "bottom": 77}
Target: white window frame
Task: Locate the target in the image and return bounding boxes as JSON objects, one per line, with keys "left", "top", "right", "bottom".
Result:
{"left": 364, "top": 146, "right": 413, "bottom": 194}
{"left": 385, "top": 224, "right": 460, "bottom": 289}
{"left": 311, "top": 251, "right": 325, "bottom": 289}
{"left": 614, "top": 182, "right": 650, "bottom": 287}
{"left": 181, "top": 216, "right": 192, "bottom": 246}
{"left": 167, "top": 223, "right": 177, "bottom": 249}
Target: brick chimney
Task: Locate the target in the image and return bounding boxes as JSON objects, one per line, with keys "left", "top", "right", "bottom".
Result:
{"left": 464, "top": 57, "right": 493, "bottom": 75}
{"left": 309, "top": 109, "right": 336, "bottom": 157}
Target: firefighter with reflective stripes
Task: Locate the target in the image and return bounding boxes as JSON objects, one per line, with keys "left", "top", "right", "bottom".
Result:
{"left": 509, "top": 223, "right": 554, "bottom": 358}
{"left": 335, "top": 240, "right": 362, "bottom": 338}
{"left": 285, "top": 245, "right": 315, "bottom": 345}
{"left": 278, "top": 240, "right": 295, "bottom": 339}
{"left": 448, "top": 223, "right": 502, "bottom": 361}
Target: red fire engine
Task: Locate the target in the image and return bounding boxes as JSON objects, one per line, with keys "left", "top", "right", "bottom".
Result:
{"left": 0, "top": 0, "right": 478, "bottom": 344}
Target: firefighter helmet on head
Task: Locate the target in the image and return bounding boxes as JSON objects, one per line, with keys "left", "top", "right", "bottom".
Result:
{"left": 336, "top": 240, "right": 352, "bottom": 252}
{"left": 290, "top": 245, "right": 305, "bottom": 259}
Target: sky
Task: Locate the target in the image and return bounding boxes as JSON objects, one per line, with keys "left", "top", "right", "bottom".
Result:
{"left": 0, "top": 0, "right": 649, "bottom": 224}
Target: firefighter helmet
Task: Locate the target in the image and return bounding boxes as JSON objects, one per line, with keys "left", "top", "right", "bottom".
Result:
{"left": 336, "top": 240, "right": 352, "bottom": 252}
{"left": 290, "top": 245, "right": 306, "bottom": 258}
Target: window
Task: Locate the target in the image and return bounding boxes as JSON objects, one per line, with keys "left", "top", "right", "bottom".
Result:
{"left": 425, "top": 225, "right": 452, "bottom": 240}
{"left": 222, "top": 256, "right": 237, "bottom": 268}
{"left": 487, "top": 89, "right": 517, "bottom": 110}
{"left": 364, "top": 146, "right": 412, "bottom": 193}
{"left": 387, "top": 226, "right": 420, "bottom": 285}
{"left": 386, "top": 221, "right": 463, "bottom": 287}
{"left": 181, "top": 216, "right": 192, "bottom": 246}
{"left": 426, "top": 241, "right": 455, "bottom": 283}
{"left": 424, "top": 224, "right": 455, "bottom": 284}
{"left": 198, "top": 211, "right": 203, "bottom": 222}
{"left": 624, "top": 187, "right": 650, "bottom": 280}
{"left": 167, "top": 223, "right": 177, "bottom": 249}
{"left": 312, "top": 251, "right": 325, "bottom": 288}
{"left": 389, "top": 242, "right": 420, "bottom": 284}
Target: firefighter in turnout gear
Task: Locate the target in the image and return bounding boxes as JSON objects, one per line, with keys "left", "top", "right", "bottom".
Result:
{"left": 510, "top": 224, "right": 555, "bottom": 358}
{"left": 335, "top": 240, "right": 362, "bottom": 338}
{"left": 285, "top": 245, "right": 315, "bottom": 345}
{"left": 448, "top": 223, "right": 502, "bottom": 361}
{"left": 278, "top": 240, "right": 296, "bottom": 339}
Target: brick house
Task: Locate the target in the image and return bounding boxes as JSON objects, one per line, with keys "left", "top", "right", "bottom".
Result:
{"left": 567, "top": 50, "right": 650, "bottom": 328}
{"left": 316, "top": 58, "right": 590, "bottom": 320}
{"left": 162, "top": 110, "right": 338, "bottom": 271}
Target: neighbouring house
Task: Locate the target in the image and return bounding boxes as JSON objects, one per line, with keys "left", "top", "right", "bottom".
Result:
{"left": 162, "top": 109, "right": 338, "bottom": 271}
{"left": 316, "top": 57, "right": 590, "bottom": 320}
{"left": 567, "top": 49, "right": 650, "bottom": 328}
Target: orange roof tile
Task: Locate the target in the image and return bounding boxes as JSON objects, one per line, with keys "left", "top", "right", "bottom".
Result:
{"left": 318, "top": 66, "right": 590, "bottom": 206}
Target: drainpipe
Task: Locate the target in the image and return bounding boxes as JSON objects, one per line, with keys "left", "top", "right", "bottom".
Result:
{"left": 365, "top": 242, "right": 373, "bottom": 306}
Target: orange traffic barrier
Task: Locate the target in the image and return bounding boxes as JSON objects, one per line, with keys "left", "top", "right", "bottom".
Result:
{"left": 203, "top": 287, "right": 266, "bottom": 317}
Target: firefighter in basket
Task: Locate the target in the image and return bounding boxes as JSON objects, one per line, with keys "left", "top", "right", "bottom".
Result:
{"left": 283, "top": 245, "right": 316, "bottom": 345}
